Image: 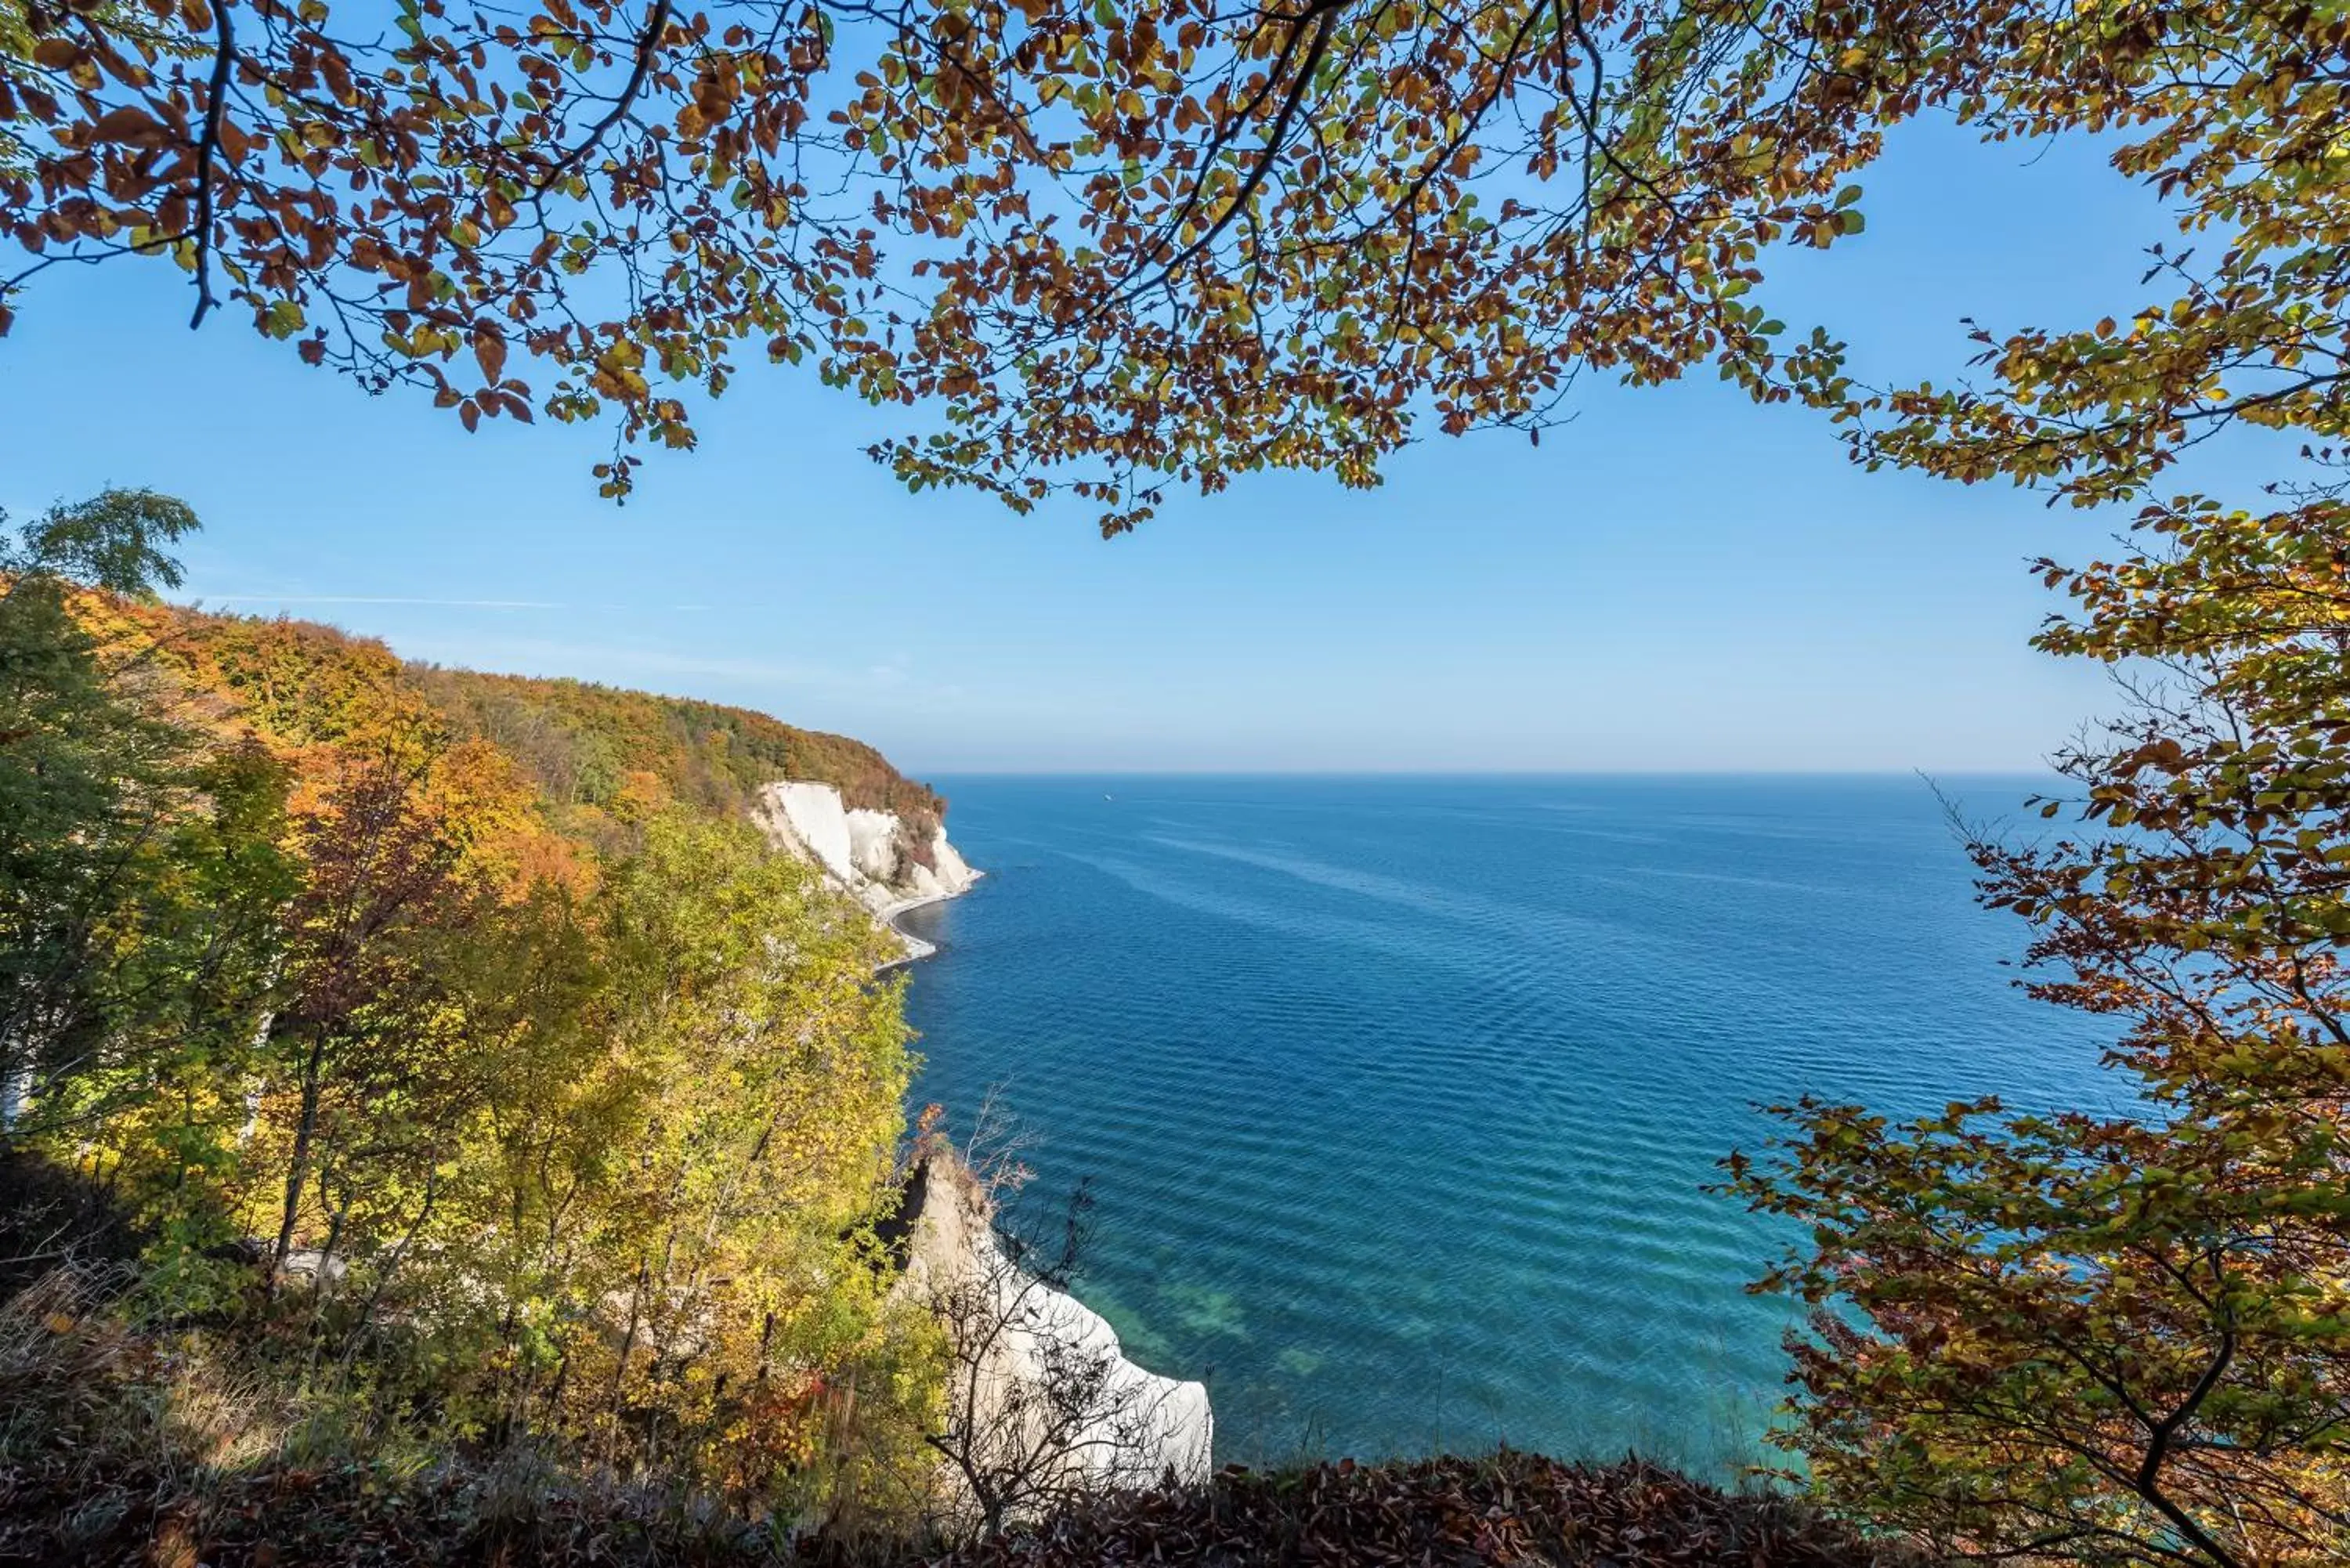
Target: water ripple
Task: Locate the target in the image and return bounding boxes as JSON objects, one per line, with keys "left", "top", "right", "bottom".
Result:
{"left": 897, "top": 775, "right": 2109, "bottom": 1474}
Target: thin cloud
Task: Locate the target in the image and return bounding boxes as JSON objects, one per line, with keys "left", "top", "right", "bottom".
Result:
{"left": 399, "top": 634, "right": 862, "bottom": 691}
{"left": 206, "top": 594, "right": 567, "bottom": 609}
{"left": 201, "top": 594, "right": 721, "bottom": 612}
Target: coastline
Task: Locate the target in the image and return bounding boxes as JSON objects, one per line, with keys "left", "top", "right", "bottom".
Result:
{"left": 751, "top": 780, "right": 984, "bottom": 971}
{"left": 874, "top": 851, "right": 1216, "bottom": 1479}
{"left": 877, "top": 872, "right": 984, "bottom": 970}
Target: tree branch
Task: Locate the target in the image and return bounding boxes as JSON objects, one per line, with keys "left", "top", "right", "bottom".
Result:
{"left": 535, "top": 0, "right": 674, "bottom": 196}
{"left": 188, "top": 0, "right": 236, "bottom": 328}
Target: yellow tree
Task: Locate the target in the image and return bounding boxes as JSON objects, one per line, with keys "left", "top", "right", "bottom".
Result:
{"left": 425, "top": 807, "right": 928, "bottom": 1502}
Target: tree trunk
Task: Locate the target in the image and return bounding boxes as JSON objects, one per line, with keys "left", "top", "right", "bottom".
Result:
{"left": 269, "top": 1034, "right": 329, "bottom": 1293}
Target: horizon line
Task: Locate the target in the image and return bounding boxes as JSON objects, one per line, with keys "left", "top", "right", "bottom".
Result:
{"left": 902, "top": 766, "right": 2061, "bottom": 779}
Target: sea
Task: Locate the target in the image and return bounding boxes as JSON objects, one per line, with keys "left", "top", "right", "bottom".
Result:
{"left": 892, "top": 775, "right": 2117, "bottom": 1476}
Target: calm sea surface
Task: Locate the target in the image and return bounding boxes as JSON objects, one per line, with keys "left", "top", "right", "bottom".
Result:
{"left": 894, "top": 775, "right": 2114, "bottom": 1474}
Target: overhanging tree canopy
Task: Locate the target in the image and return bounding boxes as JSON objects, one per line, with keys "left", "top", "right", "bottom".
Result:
{"left": 9, "top": 1, "right": 2334, "bottom": 529}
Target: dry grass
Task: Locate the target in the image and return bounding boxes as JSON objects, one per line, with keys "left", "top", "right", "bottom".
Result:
{"left": 931, "top": 1451, "right": 1898, "bottom": 1568}
{"left": 0, "top": 1270, "right": 805, "bottom": 1566}
{"left": 0, "top": 1269, "right": 1904, "bottom": 1568}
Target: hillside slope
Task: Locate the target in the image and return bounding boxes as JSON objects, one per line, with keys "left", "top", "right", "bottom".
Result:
{"left": 86, "top": 595, "right": 954, "bottom": 869}
{"left": 411, "top": 663, "right": 945, "bottom": 833}
{"left": 10, "top": 576, "right": 955, "bottom": 1543}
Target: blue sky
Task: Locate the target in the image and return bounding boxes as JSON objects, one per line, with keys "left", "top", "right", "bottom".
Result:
{"left": 0, "top": 116, "right": 2261, "bottom": 774}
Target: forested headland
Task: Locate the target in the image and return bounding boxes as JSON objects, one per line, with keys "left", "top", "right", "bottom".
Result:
{"left": 0, "top": 490, "right": 948, "bottom": 1552}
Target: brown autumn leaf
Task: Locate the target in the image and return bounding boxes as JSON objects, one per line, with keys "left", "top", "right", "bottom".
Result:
{"left": 473, "top": 327, "right": 506, "bottom": 386}
{"left": 87, "top": 104, "right": 166, "bottom": 144}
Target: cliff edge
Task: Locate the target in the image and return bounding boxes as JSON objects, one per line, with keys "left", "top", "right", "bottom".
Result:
{"left": 888, "top": 1147, "right": 1214, "bottom": 1522}
{"left": 756, "top": 779, "right": 982, "bottom": 960}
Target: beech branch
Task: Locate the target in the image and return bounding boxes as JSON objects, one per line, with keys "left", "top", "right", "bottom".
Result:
{"left": 536, "top": 0, "right": 674, "bottom": 195}
{"left": 189, "top": 0, "right": 235, "bottom": 328}
{"left": 2134, "top": 1329, "right": 2243, "bottom": 1568}
{"left": 1126, "top": 0, "right": 1346, "bottom": 301}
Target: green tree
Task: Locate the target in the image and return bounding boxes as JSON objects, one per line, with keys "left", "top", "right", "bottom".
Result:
{"left": 1, "top": 490, "right": 298, "bottom": 1304}
{"left": 1714, "top": 8, "right": 2350, "bottom": 1565}
{"left": 1, "top": 489, "right": 244, "bottom": 1130}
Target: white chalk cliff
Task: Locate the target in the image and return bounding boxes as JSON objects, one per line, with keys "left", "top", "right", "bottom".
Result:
{"left": 767, "top": 785, "right": 1213, "bottom": 1504}
{"left": 755, "top": 780, "right": 981, "bottom": 961}
{"left": 891, "top": 1150, "right": 1213, "bottom": 1516}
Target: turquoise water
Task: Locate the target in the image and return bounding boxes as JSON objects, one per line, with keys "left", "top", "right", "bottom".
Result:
{"left": 894, "top": 775, "right": 2113, "bottom": 1473}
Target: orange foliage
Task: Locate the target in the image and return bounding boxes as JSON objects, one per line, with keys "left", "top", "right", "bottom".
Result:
{"left": 60, "top": 593, "right": 941, "bottom": 903}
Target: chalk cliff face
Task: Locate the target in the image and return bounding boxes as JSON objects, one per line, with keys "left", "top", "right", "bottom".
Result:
{"left": 891, "top": 1149, "right": 1214, "bottom": 1516}
{"left": 755, "top": 780, "right": 981, "bottom": 959}
{"left": 766, "top": 789, "right": 1212, "bottom": 1501}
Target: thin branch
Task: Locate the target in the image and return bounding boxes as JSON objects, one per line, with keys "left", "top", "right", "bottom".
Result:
{"left": 534, "top": 0, "right": 674, "bottom": 195}
{"left": 1123, "top": 0, "right": 1344, "bottom": 302}
{"left": 189, "top": 0, "right": 236, "bottom": 328}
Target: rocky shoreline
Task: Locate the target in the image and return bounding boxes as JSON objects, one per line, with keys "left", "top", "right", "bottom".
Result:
{"left": 755, "top": 779, "right": 983, "bottom": 963}
{"left": 888, "top": 1143, "right": 1216, "bottom": 1516}
{"left": 759, "top": 777, "right": 1213, "bottom": 1498}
